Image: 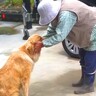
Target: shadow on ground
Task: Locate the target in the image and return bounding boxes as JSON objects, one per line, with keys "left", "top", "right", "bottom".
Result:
{"left": 29, "top": 70, "right": 80, "bottom": 96}
{"left": 29, "top": 69, "right": 96, "bottom": 96}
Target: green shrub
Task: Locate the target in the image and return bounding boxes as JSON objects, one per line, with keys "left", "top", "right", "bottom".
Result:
{"left": 5, "top": 0, "right": 34, "bottom": 7}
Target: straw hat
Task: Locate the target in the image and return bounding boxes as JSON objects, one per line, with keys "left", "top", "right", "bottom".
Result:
{"left": 37, "top": 0, "right": 61, "bottom": 25}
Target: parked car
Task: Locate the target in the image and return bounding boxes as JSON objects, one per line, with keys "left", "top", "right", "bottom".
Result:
{"left": 0, "top": 0, "right": 39, "bottom": 23}
{"left": 62, "top": 0, "right": 96, "bottom": 58}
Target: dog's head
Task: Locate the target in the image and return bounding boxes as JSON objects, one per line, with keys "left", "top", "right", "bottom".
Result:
{"left": 19, "top": 34, "right": 43, "bottom": 62}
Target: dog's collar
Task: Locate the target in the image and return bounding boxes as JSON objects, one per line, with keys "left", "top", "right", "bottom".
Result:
{"left": 24, "top": 54, "right": 34, "bottom": 64}
{"left": 20, "top": 52, "right": 34, "bottom": 65}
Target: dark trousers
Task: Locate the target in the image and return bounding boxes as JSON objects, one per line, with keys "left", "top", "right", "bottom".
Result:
{"left": 79, "top": 48, "right": 96, "bottom": 85}
{"left": 23, "top": 0, "right": 31, "bottom": 12}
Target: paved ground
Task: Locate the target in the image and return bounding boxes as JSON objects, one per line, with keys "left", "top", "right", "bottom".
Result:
{"left": 0, "top": 21, "right": 96, "bottom": 96}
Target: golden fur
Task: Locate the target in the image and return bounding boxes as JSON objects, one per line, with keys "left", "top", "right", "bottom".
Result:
{"left": 0, "top": 34, "right": 43, "bottom": 96}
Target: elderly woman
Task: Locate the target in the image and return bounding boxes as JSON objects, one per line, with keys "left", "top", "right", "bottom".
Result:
{"left": 36, "top": 0, "right": 96, "bottom": 94}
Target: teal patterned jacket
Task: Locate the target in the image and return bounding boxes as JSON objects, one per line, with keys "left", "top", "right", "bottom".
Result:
{"left": 42, "top": 11, "right": 96, "bottom": 51}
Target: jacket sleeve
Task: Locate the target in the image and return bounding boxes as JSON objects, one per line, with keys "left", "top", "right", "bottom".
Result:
{"left": 42, "top": 24, "right": 57, "bottom": 39}
{"left": 42, "top": 11, "right": 77, "bottom": 47}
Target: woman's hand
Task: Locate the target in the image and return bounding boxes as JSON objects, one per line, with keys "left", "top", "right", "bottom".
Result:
{"left": 35, "top": 41, "right": 44, "bottom": 53}
{"left": 35, "top": 41, "right": 44, "bottom": 49}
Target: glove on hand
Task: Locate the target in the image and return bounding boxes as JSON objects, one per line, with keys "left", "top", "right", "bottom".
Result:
{"left": 35, "top": 41, "right": 44, "bottom": 53}
{"left": 36, "top": 41, "right": 44, "bottom": 48}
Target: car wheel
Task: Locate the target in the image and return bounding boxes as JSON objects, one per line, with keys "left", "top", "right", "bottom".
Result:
{"left": 62, "top": 39, "right": 80, "bottom": 58}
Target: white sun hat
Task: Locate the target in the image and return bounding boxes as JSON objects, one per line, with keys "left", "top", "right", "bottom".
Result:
{"left": 37, "top": 0, "right": 61, "bottom": 25}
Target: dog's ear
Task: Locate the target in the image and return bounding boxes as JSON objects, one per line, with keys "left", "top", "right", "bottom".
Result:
{"left": 26, "top": 43, "right": 34, "bottom": 54}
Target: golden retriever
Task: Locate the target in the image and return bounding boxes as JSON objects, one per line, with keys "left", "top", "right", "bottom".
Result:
{"left": 0, "top": 34, "right": 43, "bottom": 96}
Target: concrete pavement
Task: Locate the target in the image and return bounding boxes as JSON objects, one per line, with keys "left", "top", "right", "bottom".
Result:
{"left": 0, "top": 21, "right": 96, "bottom": 96}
